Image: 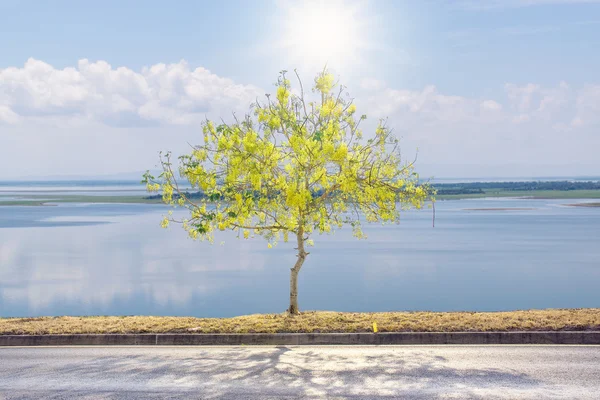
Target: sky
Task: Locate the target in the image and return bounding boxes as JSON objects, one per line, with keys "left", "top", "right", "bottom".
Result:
{"left": 1, "top": 0, "right": 599, "bottom": 179}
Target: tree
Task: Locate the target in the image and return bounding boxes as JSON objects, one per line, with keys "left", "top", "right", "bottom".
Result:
{"left": 143, "top": 69, "right": 431, "bottom": 314}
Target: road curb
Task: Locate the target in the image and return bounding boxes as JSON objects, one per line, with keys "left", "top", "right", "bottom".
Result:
{"left": 1, "top": 331, "right": 599, "bottom": 346}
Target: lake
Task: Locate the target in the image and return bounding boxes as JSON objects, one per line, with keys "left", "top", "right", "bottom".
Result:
{"left": 0, "top": 183, "right": 599, "bottom": 317}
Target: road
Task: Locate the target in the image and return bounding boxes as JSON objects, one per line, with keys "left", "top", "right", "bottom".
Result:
{"left": 0, "top": 345, "right": 599, "bottom": 399}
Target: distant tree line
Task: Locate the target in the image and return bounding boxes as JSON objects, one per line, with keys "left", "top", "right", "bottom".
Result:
{"left": 433, "top": 180, "right": 600, "bottom": 195}
{"left": 433, "top": 188, "right": 484, "bottom": 195}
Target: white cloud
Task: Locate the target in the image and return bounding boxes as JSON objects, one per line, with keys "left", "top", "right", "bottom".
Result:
{"left": 0, "top": 58, "right": 599, "bottom": 178}
{"left": 537, "top": 82, "right": 570, "bottom": 113}
{"left": 572, "top": 84, "right": 600, "bottom": 127}
{"left": 0, "top": 105, "right": 20, "bottom": 124}
{"left": 360, "top": 78, "right": 598, "bottom": 130}
{"left": 505, "top": 83, "right": 541, "bottom": 113}
{"left": 361, "top": 84, "right": 504, "bottom": 125}
{"left": 0, "top": 58, "right": 262, "bottom": 127}
{"left": 3, "top": 59, "right": 595, "bottom": 134}
{"left": 503, "top": 81, "right": 600, "bottom": 127}
{"left": 481, "top": 100, "right": 503, "bottom": 111}
{"left": 357, "top": 79, "right": 600, "bottom": 173}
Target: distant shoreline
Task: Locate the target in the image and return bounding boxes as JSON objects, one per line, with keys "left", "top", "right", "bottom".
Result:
{"left": 3, "top": 192, "right": 600, "bottom": 207}
{"left": 2, "top": 179, "right": 600, "bottom": 206}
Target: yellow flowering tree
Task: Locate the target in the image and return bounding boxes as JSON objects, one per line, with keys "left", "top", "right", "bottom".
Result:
{"left": 143, "top": 69, "right": 431, "bottom": 314}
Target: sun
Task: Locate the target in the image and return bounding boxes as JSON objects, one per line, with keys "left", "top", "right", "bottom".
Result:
{"left": 277, "top": 0, "right": 372, "bottom": 70}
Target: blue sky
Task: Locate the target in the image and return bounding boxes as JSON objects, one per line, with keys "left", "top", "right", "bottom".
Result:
{"left": 1, "top": 0, "right": 599, "bottom": 179}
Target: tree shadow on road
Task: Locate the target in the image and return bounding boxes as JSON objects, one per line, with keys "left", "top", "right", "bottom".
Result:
{"left": 0, "top": 346, "right": 543, "bottom": 399}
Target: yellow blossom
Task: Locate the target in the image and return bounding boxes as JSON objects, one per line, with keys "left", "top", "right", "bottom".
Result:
{"left": 160, "top": 217, "right": 169, "bottom": 229}
{"left": 315, "top": 72, "right": 335, "bottom": 94}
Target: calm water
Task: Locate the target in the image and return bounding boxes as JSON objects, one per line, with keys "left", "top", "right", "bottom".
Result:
{"left": 0, "top": 186, "right": 599, "bottom": 317}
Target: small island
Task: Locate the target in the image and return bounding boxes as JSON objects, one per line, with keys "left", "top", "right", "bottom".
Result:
{"left": 565, "top": 202, "right": 600, "bottom": 208}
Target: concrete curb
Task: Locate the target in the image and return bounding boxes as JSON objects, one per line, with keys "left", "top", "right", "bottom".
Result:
{"left": 1, "top": 332, "right": 599, "bottom": 346}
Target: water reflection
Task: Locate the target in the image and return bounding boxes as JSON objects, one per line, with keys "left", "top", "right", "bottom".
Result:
{"left": 0, "top": 199, "right": 599, "bottom": 317}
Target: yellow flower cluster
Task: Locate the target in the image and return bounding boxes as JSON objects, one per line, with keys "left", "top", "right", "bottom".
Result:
{"left": 146, "top": 69, "right": 431, "bottom": 247}
{"left": 315, "top": 72, "right": 335, "bottom": 94}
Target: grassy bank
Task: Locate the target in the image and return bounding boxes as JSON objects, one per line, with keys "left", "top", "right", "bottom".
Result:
{"left": 1, "top": 309, "right": 598, "bottom": 335}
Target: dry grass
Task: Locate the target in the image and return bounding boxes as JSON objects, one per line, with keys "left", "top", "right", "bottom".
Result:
{"left": 1, "top": 309, "right": 599, "bottom": 335}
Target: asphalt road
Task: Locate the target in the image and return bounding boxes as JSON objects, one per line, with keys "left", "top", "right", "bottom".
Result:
{"left": 0, "top": 345, "right": 599, "bottom": 399}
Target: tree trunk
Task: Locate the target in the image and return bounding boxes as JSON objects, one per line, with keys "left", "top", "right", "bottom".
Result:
{"left": 288, "top": 228, "right": 307, "bottom": 315}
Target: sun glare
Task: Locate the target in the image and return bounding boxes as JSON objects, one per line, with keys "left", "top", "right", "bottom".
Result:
{"left": 279, "top": 0, "right": 370, "bottom": 70}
